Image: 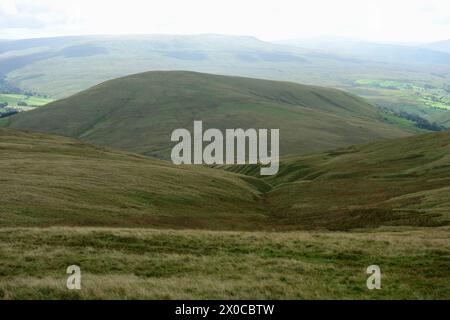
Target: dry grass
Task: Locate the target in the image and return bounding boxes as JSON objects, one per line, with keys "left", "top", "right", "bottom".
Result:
{"left": 0, "top": 227, "right": 448, "bottom": 299}
{"left": 0, "top": 128, "right": 267, "bottom": 230}
{"left": 225, "top": 131, "right": 450, "bottom": 230}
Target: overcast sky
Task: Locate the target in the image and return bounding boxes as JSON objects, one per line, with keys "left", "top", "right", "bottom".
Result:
{"left": 0, "top": 0, "right": 449, "bottom": 43}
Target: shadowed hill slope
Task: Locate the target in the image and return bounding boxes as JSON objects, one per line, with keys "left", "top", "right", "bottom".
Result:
{"left": 0, "top": 128, "right": 269, "bottom": 229}
{"left": 7, "top": 71, "right": 413, "bottom": 157}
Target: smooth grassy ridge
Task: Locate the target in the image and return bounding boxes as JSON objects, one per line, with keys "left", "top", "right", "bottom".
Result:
{"left": 0, "top": 227, "right": 448, "bottom": 299}
{"left": 222, "top": 131, "right": 450, "bottom": 230}
{"left": 7, "top": 71, "right": 413, "bottom": 158}
{"left": 0, "top": 128, "right": 270, "bottom": 229}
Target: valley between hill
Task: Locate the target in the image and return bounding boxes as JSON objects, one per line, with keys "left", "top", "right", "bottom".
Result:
{"left": 1, "top": 71, "right": 449, "bottom": 299}
{"left": 1, "top": 127, "right": 449, "bottom": 299}
{"left": 1, "top": 127, "right": 449, "bottom": 230}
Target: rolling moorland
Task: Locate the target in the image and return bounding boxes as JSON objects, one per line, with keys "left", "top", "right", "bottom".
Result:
{"left": 0, "top": 128, "right": 266, "bottom": 229}
{"left": 0, "top": 49, "right": 448, "bottom": 298}
{"left": 223, "top": 131, "right": 450, "bottom": 230}
{"left": 4, "top": 71, "right": 419, "bottom": 158}
{"left": 1, "top": 35, "right": 449, "bottom": 128}
{"left": 1, "top": 127, "right": 450, "bottom": 230}
{"left": 0, "top": 127, "right": 449, "bottom": 299}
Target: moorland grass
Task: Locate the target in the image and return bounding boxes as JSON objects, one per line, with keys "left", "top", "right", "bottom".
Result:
{"left": 0, "top": 128, "right": 267, "bottom": 230}
{"left": 223, "top": 131, "right": 450, "bottom": 230}
{"left": 0, "top": 227, "right": 448, "bottom": 299}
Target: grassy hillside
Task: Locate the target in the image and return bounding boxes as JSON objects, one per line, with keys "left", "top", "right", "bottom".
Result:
{"left": 7, "top": 71, "right": 414, "bottom": 157}
{"left": 1, "top": 127, "right": 450, "bottom": 231}
{"left": 0, "top": 129, "right": 449, "bottom": 299}
{"left": 0, "top": 128, "right": 268, "bottom": 229}
{"left": 0, "top": 227, "right": 448, "bottom": 299}
{"left": 222, "top": 131, "right": 450, "bottom": 230}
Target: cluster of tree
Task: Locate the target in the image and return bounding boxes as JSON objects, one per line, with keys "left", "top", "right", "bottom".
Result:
{"left": 445, "top": 85, "right": 450, "bottom": 94}
{"left": 0, "top": 102, "right": 8, "bottom": 108}
{"left": 0, "top": 110, "right": 18, "bottom": 118}
{"left": 395, "top": 111, "right": 443, "bottom": 131}
{"left": 17, "top": 101, "right": 28, "bottom": 106}
{"left": 0, "top": 78, "right": 22, "bottom": 94}
{"left": 0, "top": 77, "right": 36, "bottom": 97}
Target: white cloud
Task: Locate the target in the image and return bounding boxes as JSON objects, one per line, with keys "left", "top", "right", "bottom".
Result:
{"left": 0, "top": 0, "right": 18, "bottom": 15}
{"left": 0, "top": 0, "right": 449, "bottom": 42}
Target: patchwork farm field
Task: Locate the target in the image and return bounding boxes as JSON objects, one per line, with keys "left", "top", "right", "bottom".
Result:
{"left": 0, "top": 227, "right": 448, "bottom": 300}
{"left": 350, "top": 79, "right": 450, "bottom": 127}
{"left": 0, "top": 94, "right": 54, "bottom": 108}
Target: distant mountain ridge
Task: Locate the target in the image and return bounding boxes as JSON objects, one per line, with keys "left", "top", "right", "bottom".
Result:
{"left": 277, "top": 38, "right": 450, "bottom": 65}
{"left": 1, "top": 34, "right": 449, "bottom": 99}
{"left": 422, "top": 39, "right": 450, "bottom": 53}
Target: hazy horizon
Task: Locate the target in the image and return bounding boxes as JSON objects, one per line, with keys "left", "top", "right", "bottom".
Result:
{"left": 1, "top": 32, "right": 449, "bottom": 46}
{"left": 1, "top": 0, "right": 449, "bottom": 43}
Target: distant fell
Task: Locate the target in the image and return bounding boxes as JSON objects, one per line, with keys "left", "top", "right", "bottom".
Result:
{"left": 7, "top": 71, "right": 413, "bottom": 157}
